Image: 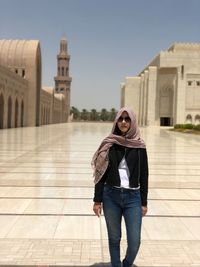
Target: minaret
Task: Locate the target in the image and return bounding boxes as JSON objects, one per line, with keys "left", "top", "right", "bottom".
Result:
{"left": 54, "top": 37, "right": 72, "bottom": 122}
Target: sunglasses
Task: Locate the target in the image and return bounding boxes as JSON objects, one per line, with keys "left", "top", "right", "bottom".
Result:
{"left": 118, "top": 116, "right": 131, "bottom": 123}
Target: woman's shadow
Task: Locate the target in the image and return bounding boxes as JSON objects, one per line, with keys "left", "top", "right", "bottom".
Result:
{"left": 88, "top": 264, "right": 138, "bottom": 267}
{"left": 89, "top": 263, "right": 110, "bottom": 267}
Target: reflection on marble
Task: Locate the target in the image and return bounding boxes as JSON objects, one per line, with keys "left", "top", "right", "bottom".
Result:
{"left": 54, "top": 216, "right": 100, "bottom": 239}
{"left": 142, "top": 217, "right": 195, "bottom": 240}
{"left": 0, "top": 123, "right": 200, "bottom": 242}
{"left": 6, "top": 216, "right": 59, "bottom": 238}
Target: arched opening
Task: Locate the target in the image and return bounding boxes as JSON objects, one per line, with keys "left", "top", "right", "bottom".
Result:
{"left": 44, "top": 108, "right": 46, "bottom": 125}
{"left": 8, "top": 96, "right": 12, "bottom": 128}
{"left": 159, "top": 87, "right": 173, "bottom": 126}
{"left": 15, "top": 98, "right": 19, "bottom": 128}
{"left": 195, "top": 115, "right": 200, "bottom": 125}
{"left": 45, "top": 107, "right": 48, "bottom": 124}
{"left": 0, "top": 93, "right": 4, "bottom": 129}
{"left": 42, "top": 106, "right": 45, "bottom": 125}
{"left": 21, "top": 100, "right": 24, "bottom": 127}
{"left": 48, "top": 108, "right": 50, "bottom": 124}
{"left": 186, "top": 114, "right": 192, "bottom": 124}
{"left": 41, "top": 106, "right": 43, "bottom": 125}
{"left": 46, "top": 108, "right": 48, "bottom": 124}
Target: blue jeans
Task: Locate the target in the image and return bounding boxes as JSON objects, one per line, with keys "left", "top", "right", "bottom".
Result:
{"left": 103, "top": 184, "right": 142, "bottom": 267}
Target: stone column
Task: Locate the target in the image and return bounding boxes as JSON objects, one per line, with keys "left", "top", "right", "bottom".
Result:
{"left": 143, "top": 70, "right": 149, "bottom": 126}
{"left": 3, "top": 93, "right": 8, "bottom": 129}
{"left": 120, "top": 83, "right": 125, "bottom": 107}
{"left": 11, "top": 96, "right": 15, "bottom": 128}
{"left": 139, "top": 74, "right": 144, "bottom": 126}
{"left": 146, "top": 67, "right": 157, "bottom": 126}
{"left": 175, "top": 67, "right": 186, "bottom": 124}
{"left": 18, "top": 99, "right": 21, "bottom": 127}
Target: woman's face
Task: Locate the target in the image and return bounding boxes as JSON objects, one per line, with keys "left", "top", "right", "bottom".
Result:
{"left": 117, "top": 111, "right": 131, "bottom": 135}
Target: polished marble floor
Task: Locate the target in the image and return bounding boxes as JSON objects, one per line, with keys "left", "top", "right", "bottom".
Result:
{"left": 0, "top": 123, "right": 200, "bottom": 266}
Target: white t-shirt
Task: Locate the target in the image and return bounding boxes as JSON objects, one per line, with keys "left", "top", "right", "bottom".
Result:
{"left": 118, "top": 156, "right": 130, "bottom": 188}
{"left": 118, "top": 156, "right": 140, "bottom": 189}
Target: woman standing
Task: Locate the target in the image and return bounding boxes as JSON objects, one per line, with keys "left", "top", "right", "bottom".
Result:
{"left": 92, "top": 107, "right": 148, "bottom": 267}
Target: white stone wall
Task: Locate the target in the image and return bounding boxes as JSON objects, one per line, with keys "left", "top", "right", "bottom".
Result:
{"left": 122, "top": 77, "right": 141, "bottom": 123}
{"left": 121, "top": 43, "right": 200, "bottom": 126}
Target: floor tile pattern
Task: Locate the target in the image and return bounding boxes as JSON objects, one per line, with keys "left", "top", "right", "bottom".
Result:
{"left": 0, "top": 123, "right": 200, "bottom": 266}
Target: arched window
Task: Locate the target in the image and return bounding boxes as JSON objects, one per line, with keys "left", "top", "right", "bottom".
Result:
{"left": 15, "top": 98, "right": 19, "bottom": 128}
{"left": 8, "top": 96, "right": 12, "bottom": 128}
{"left": 186, "top": 114, "right": 192, "bottom": 123}
{"left": 195, "top": 115, "right": 200, "bottom": 125}
{"left": 62, "top": 67, "right": 64, "bottom": 76}
{"left": 0, "top": 93, "right": 4, "bottom": 129}
{"left": 22, "top": 69, "right": 25, "bottom": 78}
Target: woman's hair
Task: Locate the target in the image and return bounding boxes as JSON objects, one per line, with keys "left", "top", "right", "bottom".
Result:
{"left": 113, "top": 123, "right": 121, "bottom": 135}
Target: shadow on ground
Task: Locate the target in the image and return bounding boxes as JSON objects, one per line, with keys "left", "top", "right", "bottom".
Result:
{"left": 88, "top": 263, "right": 110, "bottom": 267}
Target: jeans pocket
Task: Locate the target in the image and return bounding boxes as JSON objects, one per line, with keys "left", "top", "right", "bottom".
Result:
{"left": 129, "top": 190, "right": 141, "bottom": 203}
{"left": 129, "top": 189, "right": 140, "bottom": 196}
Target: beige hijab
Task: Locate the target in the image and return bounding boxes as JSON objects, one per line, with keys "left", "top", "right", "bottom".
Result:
{"left": 91, "top": 107, "right": 146, "bottom": 184}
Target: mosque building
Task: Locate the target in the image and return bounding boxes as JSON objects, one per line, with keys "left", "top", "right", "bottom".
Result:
{"left": 0, "top": 38, "right": 71, "bottom": 129}
{"left": 121, "top": 43, "right": 200, "bottom": 126}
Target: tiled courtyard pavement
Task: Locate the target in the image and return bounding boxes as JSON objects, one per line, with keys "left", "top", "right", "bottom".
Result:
{"left": 0, "top": 123, "right": 200, "bottom": 267}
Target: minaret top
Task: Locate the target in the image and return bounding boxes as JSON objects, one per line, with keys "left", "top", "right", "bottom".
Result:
{"left": 60, "top": 37, "right": 68, "bottom": 54}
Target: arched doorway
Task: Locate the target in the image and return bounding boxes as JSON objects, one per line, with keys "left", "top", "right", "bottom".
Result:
{"left": 21, "top": 100, "right": 24, "bottom": 127}
{"left": 159, "top": 87, "right": 173, "bottom": 126}
{"left": 15, "top": 98, "right": 19, "bottom": 128}
{"left": 195, "top": 115, "right": 200, "bottom": 125}
{"left": 186, "top": 114, "right": 192, "bottom": 124}
{"left": 0, "top": 94, "right": 4, "bottom": 129}
{"left": 7, "top": 96, "right": 12, "bottom": 128}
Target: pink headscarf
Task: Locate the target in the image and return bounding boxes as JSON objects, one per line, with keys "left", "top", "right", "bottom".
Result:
{"left": 92, "top": 107, "right": 146, "bottom": 184}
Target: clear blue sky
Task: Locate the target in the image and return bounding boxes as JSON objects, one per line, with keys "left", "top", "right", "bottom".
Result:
{"left": 0, "top": 0, "right": 200, "bottom": 111}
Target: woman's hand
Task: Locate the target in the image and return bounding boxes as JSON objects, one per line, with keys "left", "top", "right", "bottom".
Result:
{"left": 93, "top": 202, "right": 102, "bottom": 217}
{"left": 142, "top": 206, "right": 148, "bottom": 217}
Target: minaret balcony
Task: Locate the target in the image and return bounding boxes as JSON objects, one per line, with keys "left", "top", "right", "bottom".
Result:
{"left": 57, "top": 54, "right": 70, "bottom": 60}
{"left": 54, "top": 76, "right": 72, "bottom": 82}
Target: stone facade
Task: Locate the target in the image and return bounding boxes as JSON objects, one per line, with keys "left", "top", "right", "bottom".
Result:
{"left": 0, "top": 38, "right": 71, "bottom": 129}
{"left": 121, "top": 43, "right": 200, "bottom": 126}
{"left": 0, "top": 64, "right": 28, "bottom": 129}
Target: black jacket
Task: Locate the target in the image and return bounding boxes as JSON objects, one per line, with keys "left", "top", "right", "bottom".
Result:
{"left": 93, "top": 144, "right": 149, "bottom": 206}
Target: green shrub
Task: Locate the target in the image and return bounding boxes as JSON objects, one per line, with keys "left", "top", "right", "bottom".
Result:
{"left": 194, "top": 124, "right": 200, "bottom": 131}
{"left": 174, "top": 124, "right": 183, "bottom": 129}
{"left": 182, "top": 124, "right": 193, "bottom": 129}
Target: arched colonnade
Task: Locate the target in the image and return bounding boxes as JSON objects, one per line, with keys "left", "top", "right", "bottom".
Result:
{"left": 0, "top": 91, "right": 24, "bottom": 129}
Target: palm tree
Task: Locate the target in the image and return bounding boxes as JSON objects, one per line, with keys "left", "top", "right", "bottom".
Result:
{"left": 81, "top": 109, "right": 89, "bottom": 121}
{"left": 90, "top": 109, "right": 99, "bottom": 121}
{"left": 70, "top": 106, "right": 80, "bottom": 121}
{"left": 109, "top": 108, "right": 117, "bottom": 121}
{"left": 100, "top": 108, "right": 109, "bottom": 121}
